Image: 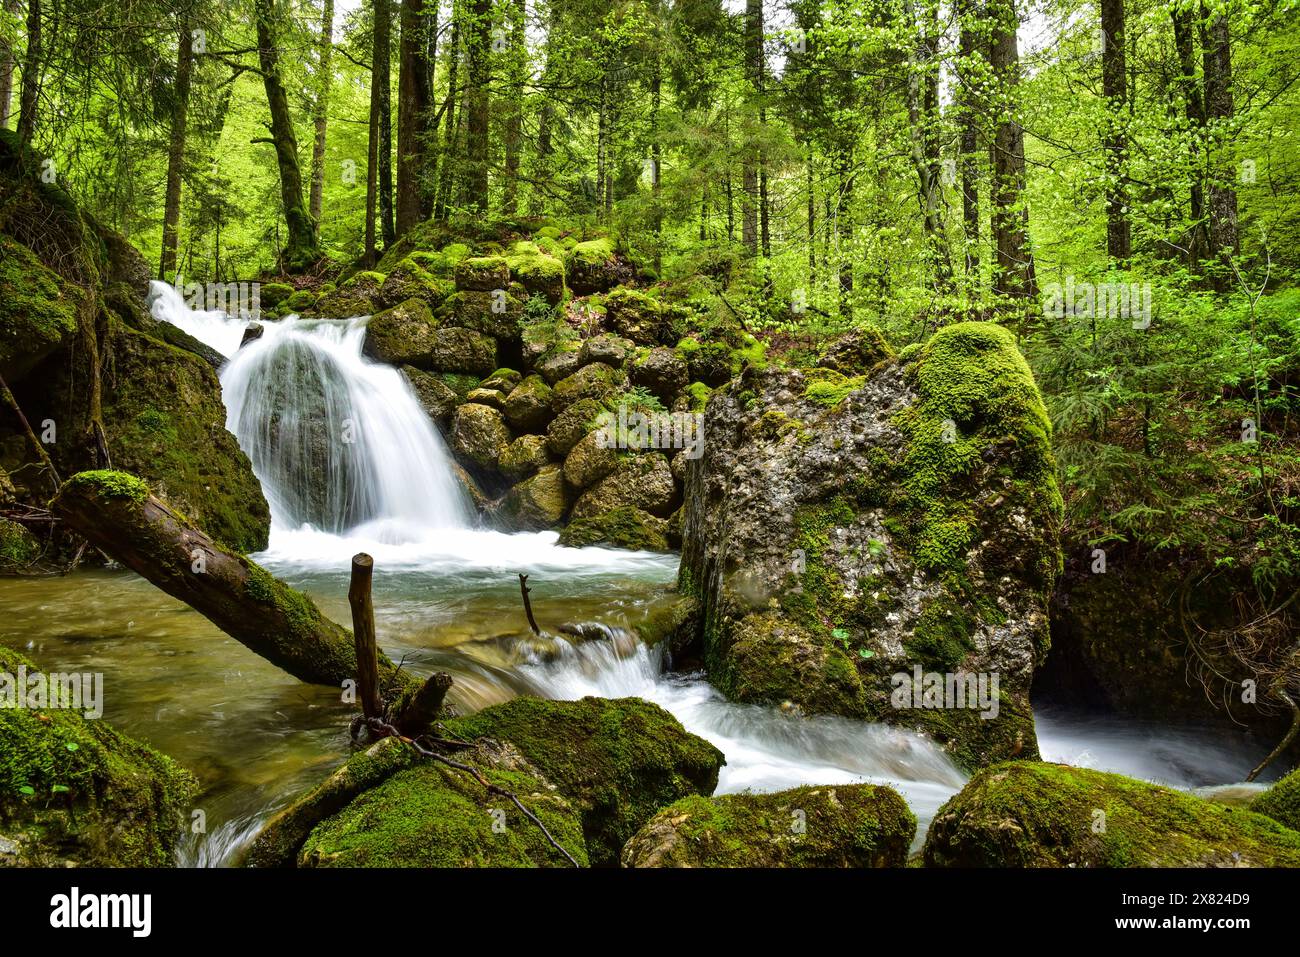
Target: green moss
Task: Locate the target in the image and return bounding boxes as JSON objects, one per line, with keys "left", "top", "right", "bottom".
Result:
{"left": 558, "top": 506, "right": 670, "bottom": 551}
{"left": 0, "top": 645, "right": 197, "bottom": 866}
{"left": 0, "top": 517, "right": 40, "bottom": 570}
{"left": 623, "top": 785, "right": 916, "bottom": 867}
{"left": 906, "top": 594, "right": 976, "bottom": 671}
{"left": 444, "top": 696, "right": 724, "bottom": 866}
{"left": 0, "top": 235, "right": 80, "bottom": 377}
{"left": 58, "top": 469, "right": 150, "bottom": 504}
{"left": 565, "top": 237, "right": 615, "bottom": 268}
{"left": 1251, "top": 768, "right": 1300, "bottom": 831}
{"left": 803, "top": 368, "right": 866, "bottom": 407}
{"left": 258, "top": 282, "right": 294, "bottom": 307}
{"left": 685, "top": 381, "right": 712, "bottom": 413}
{"left": 925, "top": 761, "right": 1300, "bottom": 867}
{"left": 284, "top": 289, "right": 317, "bottom": 311}
{"left": 730, "top": 333, "right": 769, "bottom": 373}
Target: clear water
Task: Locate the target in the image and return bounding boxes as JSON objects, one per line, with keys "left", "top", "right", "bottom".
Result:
{"left": 0, "top": 288, "right": 1275, "bottom": 866}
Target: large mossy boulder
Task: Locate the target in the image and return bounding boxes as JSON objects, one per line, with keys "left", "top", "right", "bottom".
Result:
{"left": 564, "top": 238, "right": 631, "bottom": 294}
{"left": 605, "top": 287, "right": 672, "bottom": 345}
{"left": 444, "top": 696, "right": 725, "bottom": 866}
{"left": 622, "top": 784, "right": 915, "bottom": 868}
{"left": 101, "top": 326, "right": 271, "bottom": 552}
{"left": 401, "top": 365, "right": 461, "bottom": 426}
{"left": 251, "top": 696, "right": 724, "bottom": 868}
{"left": 362, "top": 298, "right": 439, "bottom": 365}
{"left": 0, "top": 646, "right": 197, "bottom": 866}
{"left": 923, "top": 762, "right": 1300, "bottom": 868}
{"left": 546, "top": 397, "right": 604, "bottom": 456}
{"left": 0, "top": 235, "right": 80, "bottom": 383}
{"left": 1251, "top": 767, "right": 1300, "bottom": 831}
{"left": 558, "top": 506, "right": 671, "bottom": 552}
{"left": 427, "top": 326, "right": 498, "bottom": 376}
{"left": 450, "top": 403, "right": 512, "bottom": 480}
{"left": 573, "top": 452, "right": 677, "bottom": 519}
{"left": 501, "top": 374, "right": 555, "bottom": 432}
{"left": 678, "top": 323, "right": 1063, "bottom": 771}
{"left": 499, "top": 463, "right": 570, "bottom": 529}
{"left": 550, "top": 361, "right": 626, "bottom": 413}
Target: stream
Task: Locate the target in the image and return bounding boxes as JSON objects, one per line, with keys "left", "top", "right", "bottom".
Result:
{"left": 0, "top": 283, "right": 1279, "bottom": 866}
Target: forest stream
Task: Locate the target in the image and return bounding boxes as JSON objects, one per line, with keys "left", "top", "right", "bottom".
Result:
{"left": 0, "top": 286, "right": 1280, "bottom": 866}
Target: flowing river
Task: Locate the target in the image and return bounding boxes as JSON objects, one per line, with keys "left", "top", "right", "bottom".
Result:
{"left": 0, "top": 283, "right": 1280, "bottom": 865}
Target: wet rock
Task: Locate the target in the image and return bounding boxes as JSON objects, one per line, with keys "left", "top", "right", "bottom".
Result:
{"left": 546, "top": 398, "right": 604, "bottom": 456}
{"left": 631, "top": 346, "right": 689, "bottom": 403}
{"left": 678, "top": 322, "right": 1063, "bottom": 770}
{"left": 450, "top": 403, "right": 512, "bottom": 476}
{"left": 401, "top": 365, "right": 460, "bottom": 426}
{"left": 562, "top": 430, "right": 620, "bottom": 490}
{"left": 500, "top": 464, "right": 570, "bottom": 529}
{"left": 622, "top": 784, "right": 915, "bottom": 868}
{"left": 362, "top": 298, "right": 438, "bottom": 366}
{"left": 558, "top": 506, "right": 670, "bottom": 552}
{"left": 572, "top": 453, "right": 676, "bottom": 519}
{"left": 924, "top": 762, "right": 1300, "bottom": 867}
{"left": 502, "top": 374, "right": 555, "bottom": 432}
{"left": 498, "top": 434, "right": 551, "bottom": 482}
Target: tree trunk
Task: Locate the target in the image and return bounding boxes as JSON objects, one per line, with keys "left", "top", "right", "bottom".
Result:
{"left": 52, "top": 474, "right": 419, "bottom": 694}
{"left": 1101, "top": 0, "right": 1130, "bottom": 261}
{"left": 500, "top": 0, "right": 525, "bottom": 217}
{"left": 0, "top": 0, "right": 20, "bottom": 129}
{"left": 1200, "top": 3, "right": 1237, "bottom": 280}
{"left": 159, "top": 25, "right": 194, "bottom": 282}
{"left": 463, "top": 0, "right": 490, "bottom": 211}
{"left": 905, "top": 0, "right": 955, "bottom": 295}
{"left": 254, "top": 0, "right": 320, "bottom": 271}
{"left": 434, "top": 2, "right": 460, "bottom": 218}
{"left": 957, "top": 0, "right": 981, "bottom": 279}
{"left": 376, "top": 0, "right": 396, "bottom": 245}
{"left": 16, "top": 0, "right": 40, "bottom": 145}
{"left": 987, "top": 0, "right": 1037, "bottom": 309}
{"left": 740, "top": 0, "right": 762, "bottom": 256}
{"left": 397, "top": 0, "right": 432, "bottom": 233}
{"left": 1171, "top": 6, "right": 1205, "bottom": 264}
{"left": 309, "top": 0, "right": 334, "bottom": 225}
{"left": 836, "top": 153, "right": 854, "bottom": 317}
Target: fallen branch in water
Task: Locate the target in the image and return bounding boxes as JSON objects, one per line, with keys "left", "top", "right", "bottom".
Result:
{"left": 519, "top": 573, "right": 541, "bottom": 636}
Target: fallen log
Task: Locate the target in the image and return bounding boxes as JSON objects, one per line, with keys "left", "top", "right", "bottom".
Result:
{"left": 51, "top": 470, "right": 418, "bottom": 695}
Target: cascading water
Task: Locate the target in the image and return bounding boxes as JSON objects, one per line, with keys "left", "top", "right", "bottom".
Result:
{"left": 148, "top": 280, "right": 472, "bottom": 539}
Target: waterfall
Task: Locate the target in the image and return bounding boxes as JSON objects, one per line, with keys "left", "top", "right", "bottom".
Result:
{"left": 147, "top": 280, "right": 472, "bottom": 540}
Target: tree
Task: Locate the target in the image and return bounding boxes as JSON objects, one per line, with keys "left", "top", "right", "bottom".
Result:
{"left": 1101, "top": 0, "right": 1130, "bottom": 260}
{"left": 309, "top": 0, "right": 335, "bottom": 225}
{"left": 396, "top": 0, "right": 433, "bottom": 233}
{"left": 987, "top": 0, "right": 1037, "bottom": 309}
{"left": 1200, "top": 1, "right": 1238, "bottom": 280}
{"left": 160, "top": 22, "right": 196, "bottom": 281}
{"left": 462, "top": 0, "right": 491, "bottom": 211}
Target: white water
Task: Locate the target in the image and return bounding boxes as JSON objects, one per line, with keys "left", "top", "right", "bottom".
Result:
{"left": 149, "top": 283, "right": 1278, "bottom": 865}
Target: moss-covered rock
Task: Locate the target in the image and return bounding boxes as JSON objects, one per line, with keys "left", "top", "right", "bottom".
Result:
{"left": 581, "top": 333, "right": 634, "bottom": 368}
{"left": 258, "top": 282, "right": 295, "bottom": 308}
{"left": 562, "top": 430, "right": 620, "bottom": 490}
{"left": 0, "top": 517, "right": 41, "bottom": 573}
{"left": 924, "top": 762, "right": 1300, "bottom": 867}
{"left": 1251, "top": 768, "right": 1300, "bottom": 832}
{"left": 564, "top": 238, "right": 631, "bottom": 294}
{"left": 546, "top": 397, "right": 603, "bottom": 456}
{"left": 502, "top": 374, "right": 555, "bottom": 432}
{"left": 450, "top": 403, "right": 512, "bottom": 478}
{"left": 498, "top": 434, "right": 551, "bottom": 482}
{"left": 362, "top": 298, "right": 439, "bottom": 366}
{"left": 378, "top": 257, "right": 455, "bottom": 310}
{"left": 444, "top": 696, "right": 725, "bottom": 866}
{"left": 534, "top": 344, "right": 585, "bottom": 385}
{"left": 622, "top": 784, "right": 915, "bottom": 867}
{"left": 284, "top": 289, "right": 318, "bottom": 312}
{"left": 677, "top": 323, "right": 1062, "bottom": 771}
{"left": 101, "top": 326, "right": 270, "bottom": 552}
{"left": 558, "top": 506, "right": 670, "bottom": 551}
{"left": 815, "top": 326, "right": 895, "bottom": 374}
{"left": 506, "top": 245, "right": 566, "bottom": 303}
{"left": 297, "top": 737, "right": 588, "bottom": 868}
{"left": 631, "top": 346, "right": 689, "bottom": 403}
{"left": 423, "top": 326, "right": 497, "bottom": 376}
{"left": 437, "top": 289, "right": 525, "bottom": 341}
{"left": 0, "top": 645, "right": 197, "bottom": 866}
{"left": 677, "top": 337, "right": 733, "bottom": 387}
{"left": 0, "top": 235, "right": 81, "bottom": 383}
{"left": 454, "top": 255, "right": 510, "bottom": 292}
{"left": 573, "top": 452, "right": 676, "bottom": 519}
{"left": 401, "top": 365, "right": 460, "bottom": 426}
{"left": 605, "top": 286, "right": 671, "bottom": 345}
{"left": 499, "top": 464, "right": 570, "bottom": 529}
{"left": 551, "top": 362, "right": 627, "bottom": 414}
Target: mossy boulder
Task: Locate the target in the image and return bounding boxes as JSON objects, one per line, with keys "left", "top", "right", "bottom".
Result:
{"left": 101, "top": 326, "right": 271, "bottom": 552}
{"left": 581, "top": 333, "right": 634, "bottom": 367}
{"left": 258, "top": 282, "right": 295, "bottom": 308}
{"left": 622, "top": 784, "right": 915, "bottom": 867}
{"left": 605, "top": 286, "right": 671, "bottom": 345}
{"left": 631, "top": 346, "right": 689, "bottom": 403}
{"left": 546, "top": 397, "right": 604, "bottom": 456}
{"left": 444, "top": 696, "right": 725, "bottom": 866}
{"left": 534, "top": 344, "right": 585, "bottom": 385}
{"left": 0, "top": 645, "right": 197, "bottom": 866}
{"left": 378, "top": 257, "right": 455, "bottom": 310}
{"left": 362, "top": 298, "right": 439, "bottom": 366}
{"left": 284, "top": 289, "right": 318, "bottom": 313}
{"left": 499, "top": 464, "right": 570, "bottom": 529}
{"left": 550, "top": 362, "right": 627, "bottom": 414}
{"left": 498, "top": 434, "right": 551, "bottom": 482}
{"left": 466, "top": 386, "right": 507, "bottom": 410}
{"left": 564, "top": 238, "right": 631, "bottom": 294}
{"left": 401, "top": 365, "right": 460, "bottom": 427}
{"left": 815, "top": 326, "right": 895, "bottom": 374}
{"left": 0, "top": 235, "right": 80, "bottom": 383}
{"left": 506, "top": 246, "right": 566, "bottom": 303}
{"left": 563, "top": 430, "right": 621, "bottom": 490}
{"left": 0, "top": 517, "right": 41, "bottom": 573}
{"left": 438, "top": 289, "right": 525, "bottom": 340}
{"left": 1251, "top": 768, "right": 1300, "bottom": 831}
{"left": 450, "top": 403, "right": 512, "bottom": 479}
{"left": 558, "top": 506, "right": 670, "bottom": 552}
{"left": 426, "top": 326, "right": 498, "bottom": 376}
{"left": 924, "top": 762, "right": 1300, "bottom": 867}
{"left": 454, "top": 255, "right": 510, "bottom": 292}
{"left": 502, "top": 374, "right": 555, "bottom": 432}
{"left": 312, "top": 286, "right": 378, "bottom": 319}
{"left": 296, "top": 737, "right": 588, "bottom": 868}
{"left": 678, "top": 323, "right": 1062, "bottom": 770}
{"left": 573, "top": 452, "right": 676, "bottom": 520}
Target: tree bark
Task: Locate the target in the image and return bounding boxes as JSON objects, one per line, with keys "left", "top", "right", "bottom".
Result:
{"left": 463, "top": 0, "right": 491, "bottom": 211}
{"left": 376, "top": 0, "right": 396, "bottom": 245}
{"left": 0, "top": 0, "right": 20, "bottom": 129}
{"left": 397, "top": 0, "right": 432, "bottom": 233}
{"left": 500, "top": 0, "right": 525, "bottom": 217}
{"left": 309, "top": 0, "right": 334, "bottom": 225}
{"left": 1200, "top": 3, "right": 1237, "bottom": 280}
{"left": 16, "top": 0, "right": 40, "bottom": 145}
{"left": 434, "top": 1, "right": 460, "bottom": 219}
{"left": 160, "top": 24, "right": 195, "bottom": 282}
{"left": 1101, "top": 0, "right": 1130, "bottom": 261}
{"left": 741, "top": 0, "right": 762, "bottom": 256}
{"left": 1171, "top": 6, "right": 1205, "bottom": 264}
{"left": 957, "top": 0, "right": 981, "bottom": 279}
{"left": 254, "top": 0, "right": 320, "bottom": 271}
{"left": 905, "top": 0, "right": 955, "bottom": 295}
{"left": 52, "top": 474, "right": 418, "bottom": 694}
{"left": 348, "top": 553, "right": 383, "bottom": 720}
{"left": 987, "top": 0, "right": 1037, "bottom": 309}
